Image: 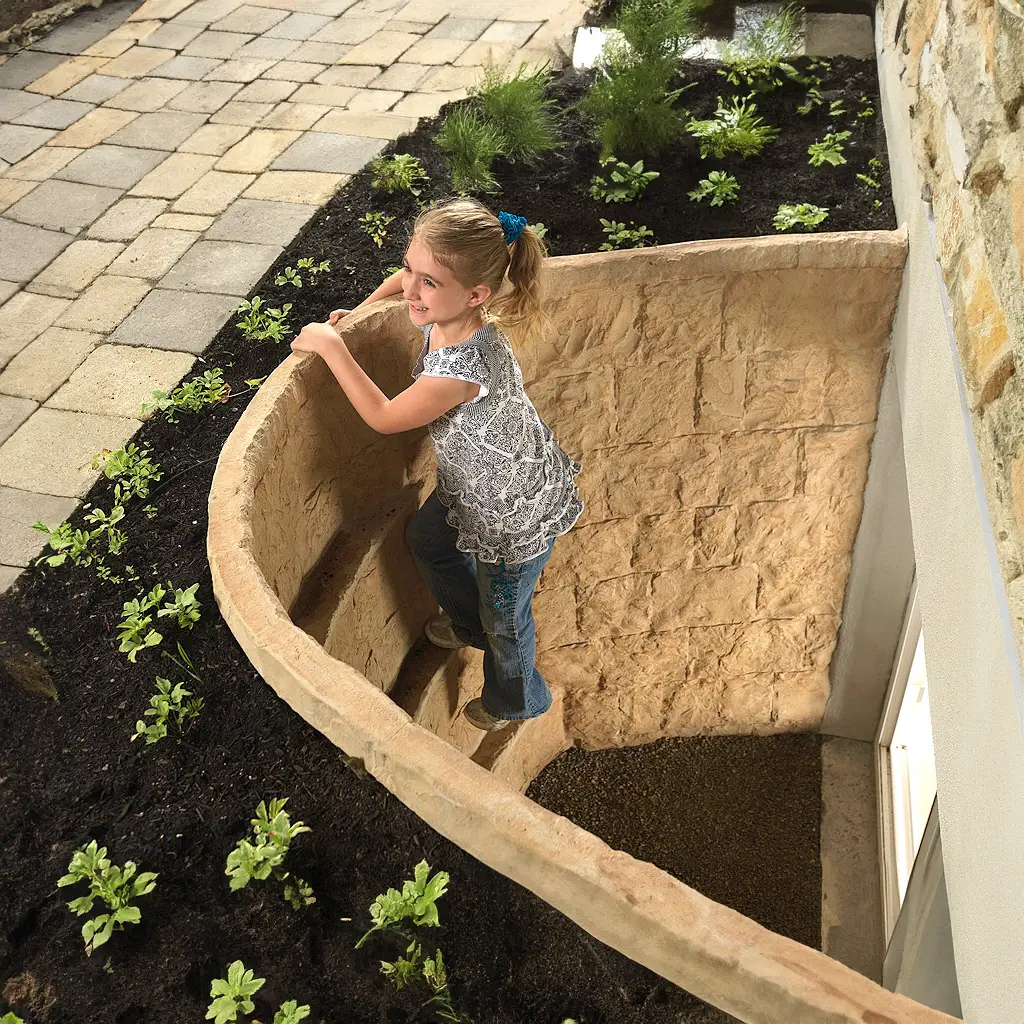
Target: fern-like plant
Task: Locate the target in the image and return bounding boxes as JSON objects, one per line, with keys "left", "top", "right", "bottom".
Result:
{"left": 475, "top": 61, "right": 559, "bottom": 162}
{"left": 435, "top": 105, "right": 502, "bottom": 193}
{"left": 685, "top": 96, "right": 779, "bottom": 159}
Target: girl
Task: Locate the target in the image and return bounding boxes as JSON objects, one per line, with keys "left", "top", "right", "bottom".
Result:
{"left": 291, "top": 199, "right": 582, "bottom": 732}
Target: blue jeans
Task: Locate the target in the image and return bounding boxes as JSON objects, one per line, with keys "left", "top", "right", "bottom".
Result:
{"left": 405, "top": 490, "right": 554, "bottom": 720}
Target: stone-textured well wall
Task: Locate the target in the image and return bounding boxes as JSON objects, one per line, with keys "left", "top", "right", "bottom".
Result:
{"left": 881, "top": 0, "right": 1024, "bottom": 648}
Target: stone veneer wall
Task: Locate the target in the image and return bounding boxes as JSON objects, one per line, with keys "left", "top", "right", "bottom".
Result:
{"left": 881, "top": 0, "right": 1024, "bottom": 648}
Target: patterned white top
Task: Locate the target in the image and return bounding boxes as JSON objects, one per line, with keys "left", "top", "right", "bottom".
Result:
{"left": 413, "top": 322, "right": 583, "bottom": 565}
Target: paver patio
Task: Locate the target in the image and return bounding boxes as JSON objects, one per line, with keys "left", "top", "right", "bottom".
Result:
{"left": 0, "top": 0, "right": 587, "bottom": 589}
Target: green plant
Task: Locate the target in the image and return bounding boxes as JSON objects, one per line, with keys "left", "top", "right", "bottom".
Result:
{"left": 589, "top": 156, "right": 659, "bottom": 203}
{"left": 207, "top": 961, "right": 265, "bottom": 1024}
{"left": 856, "top": 95, "right": 875, "bottom": 121}
{"left": 2, "top": 1013, "right": 24, "bottom": 1024}
{"left": 528, "top": 222, "right": 547, "bottom": 239}
{"left": 235, "top": 296, "right": 292, "bottom": 344}
{"left": 117, "top": 581, "right": 201, "bottom": 661}
{"left": 828, "top": 97, "right": 846, "bottom": 118}
{"left": 94, "top": 444, "right": 162, "bottom": 505}
{"left": 687, "top": 170, "right": 740, "bottom": 206}
{"left": 357, "top": 859, "right": 449, "bottom": 948}
{"left": 359, "top": 211, "right": 395, "bottom": 248}
{"left": 808, "top": 130, "right": 851, "bottom": 167}
{"left": 273, "top": 1001, "right": 312, "bottom": 1024}
{"left": 57, "top": 840, "right": 157, "bottom": 955}
{"left": 382, "top": 265, "right": 404, "bottom": 279}
{"left": 132, "top": 677, "right": 204, "bottom": 745}
{"left": 143, "top": 368, "right": 231, "bottom": 422}
{"left": 436, "top": 104, "right": 502, "bottom": 193}
{"left": 275, "top": 257, "right": 331, "bottom": 287}
{"left": 157, "top": 582, "right": 201, "bottom": 630}
{"left": 797, "top": 86, "right": 822, "bottom": 115}
{"left": 856, "top": 172, "right": 881, "bottom": 189}
{"left": 773, "top": 202, "right": 829, "bottom": 231}
{"left": 371, "top": 152, "right": 429, "bottom": 196}
{"left": 226, "top": 798, "right": 314, "bottom": 908}
{"left": 685, "top": 96, "right": 778, "bottom": 159}
{"left": 719, "top": 4, "right": 803, "bottom": 92}
{"left": 474, "top": 61, "right": 558, "bottom": 163}
{"left": 869, "top": 155, "right": 884, "bottom": 171}
{"left": 27, "top": 625, "right": 51, "bottom": 655}
{"left": 598, "top": 219, "right": 654, "bottom": 250}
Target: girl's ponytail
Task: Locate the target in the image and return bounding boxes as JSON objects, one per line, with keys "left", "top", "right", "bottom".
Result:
{"left": 489, "top": 224, "right": 549, "bottom": 342}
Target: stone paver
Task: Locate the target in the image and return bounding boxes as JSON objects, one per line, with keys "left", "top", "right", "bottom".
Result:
{"left": 47, "top": 344, "right": 196, "bottom": 419}
{"left": 109, "top": 287, "right": 243, "bottom": 353}
{"left": 0, "top": 327, "right": 102, "bottom": 401}
{"left": 0, "top": 485, "right": 81, "bottom": 566}
{"left": 6, "top": 179, "right": 123, "bottom": 234}
{"left": 0, "top": 0, "right": 585, "bottom": 590}
{"left": 0, "top": 408, "right": 139, "bottom": 497}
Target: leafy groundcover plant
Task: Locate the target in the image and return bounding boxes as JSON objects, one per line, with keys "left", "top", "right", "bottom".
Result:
{"left": 808, "top": 130, "right": 851, "bottom": 166}
{"left": 589, "top": 156, "right": 659, "bottom": 203}
{"left": 131, "top": 677, "right": 203, "bottom": 745}
{"left": 117, "top": 581, "right": 201, "bottom": 662}
{"left": 688, "top": 170, "right": 740, "bottom": 206}
{"left": 370, "top": 152, "right": 429, "bottom": 196}
{"left": 773, "top": 202, "right": 829, "bottom": 231}
{"left": 235, "top": 296, "right": 292, "bottom": 343}
{"left": 599, "top": 219, "right": 655, "bottom": 250}
{"left": 686, "top": 96, "right": 779, "bottom": 159}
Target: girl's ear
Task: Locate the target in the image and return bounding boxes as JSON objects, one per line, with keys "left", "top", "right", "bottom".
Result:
{"left": 467, "top": 283, "right": 492, "bottom": 308}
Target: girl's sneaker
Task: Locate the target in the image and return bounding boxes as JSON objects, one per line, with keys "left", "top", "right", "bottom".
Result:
{"left": 464, "top": 697, "right": 510, "bottom": 732}
{"left": 425, "top": 615, "right": 467, "bottom": 649}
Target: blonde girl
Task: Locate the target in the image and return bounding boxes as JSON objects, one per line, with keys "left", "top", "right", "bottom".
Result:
{"left": 291, "top": 199, "right": 582, "bottom": 731}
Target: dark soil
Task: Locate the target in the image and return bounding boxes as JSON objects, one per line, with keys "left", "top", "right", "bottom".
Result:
{"left": 0, "top": 53, "right": 877, "bottom": 1024}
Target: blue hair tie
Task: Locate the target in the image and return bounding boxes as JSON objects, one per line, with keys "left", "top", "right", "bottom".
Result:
{"left": 498, "top": 210, "right": 527, "bottom": 245}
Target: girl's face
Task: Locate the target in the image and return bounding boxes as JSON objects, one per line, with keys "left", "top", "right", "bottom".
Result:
{"left": 402, "top": 235, "right": 490, "bottom": 328}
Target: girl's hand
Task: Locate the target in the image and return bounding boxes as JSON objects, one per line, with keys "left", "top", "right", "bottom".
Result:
{"left": 328, "top": 308, "right": 351, "bottom": 326}
{"left": 292, "top": 321, "right": 341, "bottom": 356}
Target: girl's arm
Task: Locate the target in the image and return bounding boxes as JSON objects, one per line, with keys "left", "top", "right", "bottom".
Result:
{"left": 292, "top": 322, "right": 478, "bottom": 434}
{"left": 327, "top": 268, "right": 405, "bottom": 325}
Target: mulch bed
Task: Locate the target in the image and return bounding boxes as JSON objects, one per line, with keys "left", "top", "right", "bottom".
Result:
{"left": 0, "top": 53, "right": 886, "bottom": 1024}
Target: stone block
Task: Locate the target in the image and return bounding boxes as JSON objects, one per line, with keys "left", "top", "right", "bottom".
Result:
{"left": 130, "top": 0, "right": 196, "bottom": 19}
{"left": 212, "top": 4, "right": 290, "bottom": 33}
{"left": 6, "top": 180, "right": 123, "bottom": 234}
{"left": 234, "top": 37, "right": 302, "bottom": 60}
{"left": 173, "top": 0, "right": 249, "bottom": 24}
{"left": 28, "top": 0, "right": 138, "bottom": 53}
{"left": 718, "top": 430, "right": 800, "bottom": 503}
{"left": 235, "top": 80, "right": 299, "bottom": 104}
{"left": 615, "top": 360, "right": 696, "bottom": 442}
{"left": 160, "top": 239, "right": 280, "bottom": 293}
{"left": 48, "top": 107, "right": 138, "bottom": 148}
{"left": 578, "top": 574, "right": 653, "bottom": 637}
{"left": 24, "top": 56, "right": 110, "bottom": 96}
{"left": 803, "top": 426, "right": 874, "bottom": 497}
{"left": 108, "top": 228, "right": 200, "bottom": 279}
{"left": 0, "top": 283, "right": 19, "bottom": 305}
{"left": 479, "top": 20, "right": 540, "bottom": 45}
{"left": 0, "top": 52, "right": 67, "bottom": 91}
{"left": 206, "top": 197, "right": 316, "bottom": 242}
{"left": 773, "top": 670, "right": 830, "bottom": 730}
{"left": 688, "top": 618, "right": 808, "bottom": 678}
{"left": 804, "top": 13, "right": 874, "bottom": 58}
{"left": 453, "top": 39, "right": 517, "bottom": 66}
{"left": 152, "top": 212, "right": 215, "bottom": 230}
{"left": 266, "top": 12, "right": 333, "bottom": 38}
{"left": 0, "top": 407, "right": 139, "bottom": 497}
{"left": 171, "top": 169, "right": 256, "bottom": 212}
{"left": 311, "top": 109, "right": 418, "bottom": 138}
{"left": 628, "top": 511, "right": 695, "bottom": 572}
{"left": 345, "top": 88, "right": 404, "bottom": 112}
{"left": 0, "top": 327, "right": 101, "bottom": 401}
{"left": 290, "top": 83, "right": 357, "bottom": 106}
{"left": 370, "top": 62, "right": 432, "bottom": 90}
{"left": 85, "top": 197, "right": 169, "bottom": 241}
{"left": 110, "top": 288, "right": 243, "bottom": 353}
{"left": 10, "top": 99, "right": 95, "bottom": 130}
{"left": 143, "top": 22, "right": 205, "bottom": 50}
{"left": 690, "top": 506, "right": 736, "bottom": 568}
{"left": 103, "top": 76, "right": 189, "bottom": 111}
{"left": 390, "top": 91, "right": 458, "bottom": 117}
{"left": 425, "top": 16, "right": 491, "bottom": 39}
{"left": 55, "top": 143, "right": 166, "bottom": 188}
{"left": 528, "top": 369, "right": 615, "bottom": 452}
{"left": 639, "top": 275, "right": 727, "bottom": 357}
{"left": 150, "top": 55, "right": 226, "bottom": 79}
{"left": 734, "top": 496, "right": 861, "bottom": 565}
{"left": 5, "top": 146, "right": 84, "bottom": 182}
{"left": 167, "top": 79, "right": 244, "bottom": 112}
{"left": 107, "top": 110, "right": 211, "bottom": 150}
{"left": 204, "top": 59, "right": 280, "bottom": 82}
{"left": 743, "top": 350, "right": 829, "bottom": 429}
{"left": 316, "top": 65, "right": 380, "bottom": 87}
{"left": 650, "top": 565, "right": 759, "bottom": 629}
{"left": 82, "top": 36, "right": 136, "bottom": 60}
{"left": 342, "top": 30, "right": 418, "bottom": 64}
{"left": 541, "top": 516, "right": 635, "bottom": 591}
{"left": 63, "top": 74, "right": 133, "bottom": 104}
{"left": 419, "top": 64, "right": 484, "bottom": 91}
{"left": 533, "top": 587, "right": 580, "bottom": 649}
{"left": 0, "top": 220, "right": 73, "bottom": 284}
{"left": 259, "top": 102, "right": 330, "bottom": 130}
{"left": 0, "top": 89, "right": 48, "bottom": 122}
{"left": 209, "top": 101, "right": 276, "bottom": 126}
{"left": 0, "top": 125, "right": 57, "bottom": 165}
{"left": 215, "top": 128, "right": 301, "bottom": 171}
{"left": 0, "top": 395, "right": 37, "bottom": 445}
{"left": 100, "top": 46, "right": 175, "bottom": 79}
{"left": 757, "top": 555, "right": 851, "bottom": 617}
{"left": 821, "top": 350, "right": 887, "bottom": 426}
{"left": 299, "top": 42, "right": 349, "bottom": 64}
{"left": 243, "top": 169, "right": 344, "bottom": 203}
{"left": 56, "top": 275, "right": 151, "bottom": 334}
{"left": 47, "top": 344, "right": 196, "bottom": 419}
{"left": 310, "top": 16, "right": 388, "bottom": 45}
{"left": 696, "top": 355, "right": 745, "bottom": 431}
{"left": 29, "top": 240, "right": 125, "bottom": 299}
{"left": 263, "top": 61, "right": 329, "bottom": 82}
{"left": 129, "top": 152, "right": 218, "bottom": 198}
{"left": 270, "top": 130, "right": 385, "bottom": 172}
{"left": 0, "top": 485, "right": 80, "bottom": 566}
{"left": 180, "top": 122, "right": 251, "bottom": 153}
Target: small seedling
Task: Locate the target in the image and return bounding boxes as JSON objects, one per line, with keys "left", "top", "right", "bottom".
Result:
{"left": 245, "top": 376, "right": 268, "bottom": 390}
{"left": 273, "top": 1001, "right": 312, "bottom": 1024}
{"left": 27, "top": 626, "right": 51, "bottom": 655}
{"left": 828, "top": 97, "right": 846, "bottom": 118}
{"left": 370, "top": 153, "right": 429, "bottom": 196}
{"left": 869, "top": 156, "right": 884, "bottom": 172}
{"left": 58, "top": 840, "right": 157, "bottom": 956}
{"left": 157, "top": 582, "right": 202, "bottom": 630}
{"left": 275, "top": 266, "right": 301, "bottom": 287}
{"left": 359, "top": 211, "right": 395, "bottom": 248}
{"left": 2, "top": 1013, "right": 24, "bottom": 1024}
{"left": 528, "top": 222, "right": 547, "bottom": 239}
{"left": 207, "top": 961, "right": 265, "bottom": 1024}
{"left": 226, "top": 798, "right": 314, "bottom": 908}
{"left": 773, "top": 203, "right": 829, "bottom": 231}
{"left": 357, "top": 859, "right": 448, "bottom": 948}
{"left": 143, "top": 369, "right": 231, "bottom": 423}
{"left": 83, "top": 506, "right": 127, "bottom": 555}
{"left": 719, "top": 4, "right": 803, "bottom": 93}
{"left": 797, "top": 86, "right": 823, "bottom": 115}
{"left": 235, "top": 296, "right": 293, "bottom": 344}
{"left": 132, "top": 677, "right": 204, "bottom": 745}
{"left": 589, "top": 156, "right": 659, "bottom": 204}
{"left": 275, "top": 258, "right": 331, "bottom": 288}
{"left": 382, "top": 265, "right": 404, "bottom": 279}
{"left": 685, "top": 97, "right": 778, "bottom": 160}
{"left": 598, "top": 219, "right": 654, "bottom": 251}
{"left": 688, "top": 170, "right": 740, "bottom": 206}
{"left": 103, "top": 957, "right": 115, "bottom": 975}
{"left": 93, "top": 445, "right": 162, "bottom": 505}
{"left": 856, "top": 172, "right": 881, "bottom": 189}
{"left": 808, "top": 130, "right": 851, "bottom": 167}
{"left": 856, "top": 95, "right": 875, "bottom": 121}
{"left": 118, "top": 582, "right": 200, "bottom": 661}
